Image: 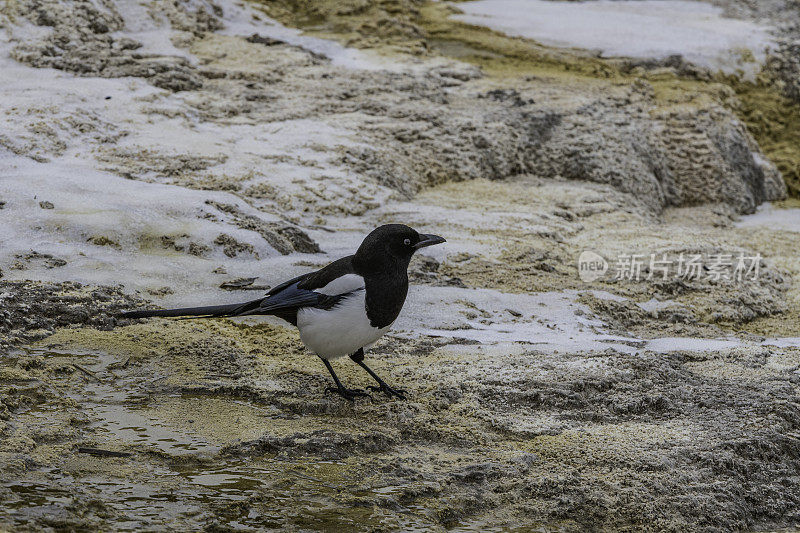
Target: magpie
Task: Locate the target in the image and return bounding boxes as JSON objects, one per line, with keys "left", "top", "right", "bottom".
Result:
{"left": 121, "top": 224, "right": 446, "bottom": 400}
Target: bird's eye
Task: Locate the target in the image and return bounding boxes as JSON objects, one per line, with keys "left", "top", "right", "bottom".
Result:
{"left": 403, "top": 238, "right": 411, "bottom": 246}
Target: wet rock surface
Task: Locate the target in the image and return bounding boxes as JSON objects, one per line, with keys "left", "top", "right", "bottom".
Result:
{"left": 3, "top": 320, "right": 800, "bottom": 530}
{"left": 2, "top": 0, "right": 800, "bottom": 530}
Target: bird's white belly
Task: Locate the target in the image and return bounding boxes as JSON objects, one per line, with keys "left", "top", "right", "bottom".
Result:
{"left": 296, "top": 290, "right": 391, "bottom": 360}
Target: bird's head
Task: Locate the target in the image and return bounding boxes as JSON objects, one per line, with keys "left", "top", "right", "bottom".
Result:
{"left": 354, "top": 224, "right": 446, "bottom": 274}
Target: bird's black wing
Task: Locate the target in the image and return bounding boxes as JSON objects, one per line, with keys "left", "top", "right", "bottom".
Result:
{"left": 234, "top": 255, "right": 359, "bottom": 325}
{"left": 235, "top": 282, "right": 335, "bottom": 325}
{"left": 295, "top": 255, "right": 357, "bottom": 291}
{"left": 265, "top": 272, "right": 310, "bottom": 296}
{"left": 260, "top": 255, "right": 354, "bottom": 296}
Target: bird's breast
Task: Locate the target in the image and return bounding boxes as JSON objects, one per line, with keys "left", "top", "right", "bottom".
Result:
{"left": 363, "top": 277, "right": 408, "bottom": 329}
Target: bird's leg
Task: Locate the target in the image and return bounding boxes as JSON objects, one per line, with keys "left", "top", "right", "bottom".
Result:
{"left": 349, "top": 348, "right": 407, "bottom": 400}
{"left": 320, "top": 357, "right": 369, "bottom": 401}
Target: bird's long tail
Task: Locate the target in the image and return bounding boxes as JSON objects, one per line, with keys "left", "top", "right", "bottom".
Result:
{"left": 120, "top": 299, "right": 262, "bottom": 319}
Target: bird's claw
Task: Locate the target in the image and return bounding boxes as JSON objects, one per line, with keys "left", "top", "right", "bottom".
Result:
{"left": 325, "top": 386, "right": 370, "bottom": 401}
{"left": 367, "top": 384, "right": 407, "bottom": 400}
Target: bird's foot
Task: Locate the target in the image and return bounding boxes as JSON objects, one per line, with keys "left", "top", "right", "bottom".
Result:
{"left": 325, "top": 386, "right": 370, "bottom": 401}
{"left": 367, "top": 383, "right": 407, "bottom": 400}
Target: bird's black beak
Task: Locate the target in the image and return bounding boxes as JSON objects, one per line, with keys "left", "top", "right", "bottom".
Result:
{"left": 414, "top": 234, "right": 446, "bottom": 249}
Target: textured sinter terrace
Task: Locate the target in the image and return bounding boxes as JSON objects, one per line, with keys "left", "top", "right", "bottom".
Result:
{"left": 1, "top": 0, "right": 800, "bottom": 530}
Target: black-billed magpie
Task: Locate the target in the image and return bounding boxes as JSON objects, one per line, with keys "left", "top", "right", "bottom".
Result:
{"left": 121, "top": 224, "right": 446, "bottom": 400}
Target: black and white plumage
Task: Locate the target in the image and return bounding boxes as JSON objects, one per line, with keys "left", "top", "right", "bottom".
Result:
{"left": 121, "top": 224, "right": 446, "bottom": 400}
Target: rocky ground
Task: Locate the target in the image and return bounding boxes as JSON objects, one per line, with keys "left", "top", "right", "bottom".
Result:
{"left": 1, "top": 0, "right": 800, "bottom": 530}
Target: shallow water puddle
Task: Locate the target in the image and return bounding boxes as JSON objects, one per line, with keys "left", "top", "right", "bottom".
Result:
{"left": 88, "top": 389, "right": 220, "bottom": 456}
{"left": 5, "top": 472, "right": 231, "bottom": 529}
{"left": 23, "top": 348, "right": 221, "bottom": 456}
{"left": 1, "top": 350, "right": 255, "bottom": 527}
{"left": 3, "top": 459, "right": 360, "bottom": 530}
